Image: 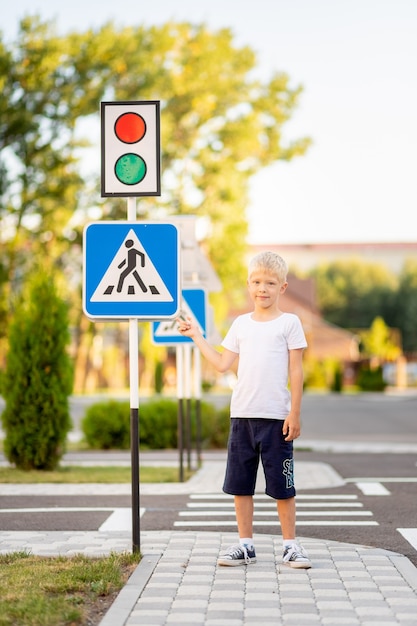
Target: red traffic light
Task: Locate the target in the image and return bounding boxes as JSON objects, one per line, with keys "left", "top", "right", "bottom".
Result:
{"left": 114, "top": 112, "right": 146, "bottom": 144}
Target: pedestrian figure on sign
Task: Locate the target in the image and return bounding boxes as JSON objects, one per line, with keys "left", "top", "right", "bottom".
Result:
{"left": 117, "top": 239, "right": 147, "bottom": 293}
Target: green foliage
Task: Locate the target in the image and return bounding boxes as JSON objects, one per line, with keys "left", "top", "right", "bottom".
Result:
{"left": 203, "top": 404, "right": 231, "bottom": 448}
{"left": 305, "top": 258, "right": 417, "bottom": 355}
{"left": 303, "top": 358, "right": 330, "bottom": 390}
{"left": 81, "top": 400, "right": 130, "bottom": 449}
{"left": 81, "top": 398, "right": 231, "bottom": 449}
{"left": 393, "top": 260, "right": 417, "bottom": 354}
{"left": 359, "top": 316, "right": 401, "bottom": 362}
{"left": 0, "top": 16, "right": 309, "bottom": 331}
{"left": 154, "top": 361, "right": 164, "bottom": 394}
{"left": 357, "top": 365, "right": 387, "bottom": 391}
{"left": 139, "top": 399, "right": 179, "bottom": 449}
{"left": 310, "top": 259, "right": 397, "bottom": 329}
{"left": 331, "top": 364, "right": 344, "bottom": 392}
{"left": 1, "top": 270, "right": 73, "bottom": 470}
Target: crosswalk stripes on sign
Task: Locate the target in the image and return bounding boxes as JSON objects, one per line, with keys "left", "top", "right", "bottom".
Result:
{"left": 174, "top": 493, "right": 379, "bottom": 528}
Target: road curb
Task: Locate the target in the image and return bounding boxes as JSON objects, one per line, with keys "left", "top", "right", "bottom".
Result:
{"left": 389, "top": 553, "right": 417, "bottom": 592}
{"left": 98, "top": 553, "right": 160, "bottom": 626}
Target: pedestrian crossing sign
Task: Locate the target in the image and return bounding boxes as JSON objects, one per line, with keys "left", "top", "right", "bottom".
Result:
{"left": 83, "top": 222, "right": 180, "bottom": 319}
{"left": 152, "top": 288, "right": 207, "bottom": 345}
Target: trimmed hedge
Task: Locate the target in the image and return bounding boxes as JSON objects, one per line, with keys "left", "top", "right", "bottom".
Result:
{"left": 81, "top": 400, "right": 130, "bottom": 449}
{"left": 81, "top": 398, "right": 231, "bottom": 450}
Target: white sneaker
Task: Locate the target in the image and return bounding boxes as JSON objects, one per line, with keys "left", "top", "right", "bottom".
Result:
{"left": 282, "top": 543, "right": 312, "bottom": 569}
{"left": 217, "top": 544, "right": 257, "bottom": 566}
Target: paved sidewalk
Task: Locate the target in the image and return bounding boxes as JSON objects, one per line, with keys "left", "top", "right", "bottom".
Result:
{"left": 1, "top": 458, "right": 417, "bottom": 625}
{"left": 115, "top": 531, "right": 417, "bottom": 626}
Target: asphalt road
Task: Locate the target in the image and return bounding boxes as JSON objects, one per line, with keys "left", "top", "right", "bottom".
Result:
{"left": 299, "top": 391, "right": 417, "bottom": 444}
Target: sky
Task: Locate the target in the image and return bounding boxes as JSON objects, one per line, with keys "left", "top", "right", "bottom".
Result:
{"left": 2, "top": 0, "right": 417, "bottom": 244}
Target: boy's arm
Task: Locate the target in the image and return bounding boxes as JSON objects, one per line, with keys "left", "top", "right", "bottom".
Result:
{"left": 283, "top": 348, "right": 305, "bottom": 441}
{"left": 177, "top": 316, "right": 238, "bottom": 373}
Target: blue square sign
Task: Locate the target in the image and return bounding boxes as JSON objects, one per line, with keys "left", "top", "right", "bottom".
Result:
{"left": 83, "top": 222, "right": 180, "bottom": 320}
{"left": 152, "top": 288, "right": 207, "bottom": 345}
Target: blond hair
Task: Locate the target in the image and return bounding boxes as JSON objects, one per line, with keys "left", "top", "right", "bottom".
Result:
{"left": 248, "top": 251, "right": 288, "bottom": 284}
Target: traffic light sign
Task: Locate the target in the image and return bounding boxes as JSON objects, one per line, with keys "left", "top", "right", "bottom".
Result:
{"left": 101, "top": 101, "right": 161, "bottom": 197}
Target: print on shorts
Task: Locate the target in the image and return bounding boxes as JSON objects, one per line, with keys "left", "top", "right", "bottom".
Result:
{"left": 283, "top": 458, "right": 294, "bottom": 489}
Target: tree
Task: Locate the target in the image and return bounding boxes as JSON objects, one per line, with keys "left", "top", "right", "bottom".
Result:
{"left": 1, "top": 268, "right": 73, "bottom": 470}
{"left": 1, "top": 17, "right": 308, "bottom": 294}
{"left": 0, "top": 18, "right": 88, "bottom": 281}
{"left": 0, "top": 16, "right": 310, "bottom": 390}
{"left": 309, "top": 259, "right": 397, "bottom": 329}
{"left": 393, "top": 260, "right": 417, "bottom": 355}
{"left": 101, "top": 22, "right": 310, "bottom": 302}
{"left": 359, "top": 316, "right": 401, "bottom": 365}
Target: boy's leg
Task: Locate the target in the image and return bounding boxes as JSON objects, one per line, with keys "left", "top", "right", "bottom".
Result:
{"left": 235, "top": 495, "right": 254, "bottom": 537}
{"left": 276, "top": 496, "right": 296, "bottom": 539}
{"left": 277, "top": 497, "right": 311, "bottom": 569}
{"left": 217, "top": 495, "right": 256, "bottom": 566}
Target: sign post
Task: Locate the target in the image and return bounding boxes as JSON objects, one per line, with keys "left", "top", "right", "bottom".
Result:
{"left": 152, "top": 289, "right": 207, "bottom": 475}
{"left": 83, "top": 100, "right": 180, "bottom": 554}
{"left": 83, "top": 220, "right": 179, "bottom": 552}
{"left": 176, "top": 346, "right": 185, "bottom": 483}
{"left": 127, "top": 198, "right": 140, "bottom": 554}
{"left": 193, "top": 347, "right": 202, "bottom": 468}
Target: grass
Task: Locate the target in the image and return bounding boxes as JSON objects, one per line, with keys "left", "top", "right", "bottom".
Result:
{"left": 0, "top": 451, "right": 195, "bottom": 623}
{"left": 0, "top": 550, "right": 140, "bottom": 626}
{"left": 0, "top": 465, "right": 193, "bottom": 483}
{"left": 0, "top": 457, "right": 194, "bottom": 622}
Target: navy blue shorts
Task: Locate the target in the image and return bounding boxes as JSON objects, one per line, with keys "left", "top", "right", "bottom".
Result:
{"left": 223, "top": 418, "right": 296, "bottom": 500}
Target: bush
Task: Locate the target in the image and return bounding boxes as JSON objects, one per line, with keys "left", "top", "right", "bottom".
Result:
{"left": 1, "top": 270, "right": 73, "bottom": 470}
{"left": 139, "top": 399, "right": 178, "bottom": 449}
{"left": 81, "top": 400, "right": 130, "bottom": 449}
{"left": 357, "top": 365, "right": 387, "bottom": 391}
{"left": 154, "top": 361, "right": 164, "bottom": 394}
{"left": 331, "top": 364, "right": 344, "bottom": 392}
{"left": 303, "top": 359, "right": 328, "bottom": 389}
{"left": 201, "top": 404, "right": 230, "bottom": 448}
{"left": 81, "top": 397, "right": 232, "bottom": 450}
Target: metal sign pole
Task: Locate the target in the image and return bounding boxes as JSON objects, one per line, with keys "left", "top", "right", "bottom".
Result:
{"left": 193, "top": 346, "right": 202, "bottom": 468}
{"left": 97, "top": 100, "right": 166, "bottom": 554}
{"left": 184, "top": 343, "right": 192, "bottom": 471}
{"left": 176, "top": 345, "right": 184, "bottom": 482}
{"left": 129, "top": 319, "right": 140, "bottom": 553}
{"left": 127, "top": 197, "right": 140, "bottom": 554}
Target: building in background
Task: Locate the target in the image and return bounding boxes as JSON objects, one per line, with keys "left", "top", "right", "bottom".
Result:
{"left": 251, "top": 242, "right": 417, "bottom": 275}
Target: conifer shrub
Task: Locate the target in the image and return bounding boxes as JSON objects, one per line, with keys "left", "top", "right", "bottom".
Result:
{"left": 1, "top": 270, "right": 73, "bottom": 470}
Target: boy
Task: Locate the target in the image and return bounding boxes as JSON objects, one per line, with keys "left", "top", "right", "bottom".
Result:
{"left": 177, "top": 251, "right": 311, "bottom": 568}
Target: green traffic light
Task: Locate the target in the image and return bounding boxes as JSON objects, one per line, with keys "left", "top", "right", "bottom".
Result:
{"left": 115, "top": 153, "right": 147, "bottom": 185}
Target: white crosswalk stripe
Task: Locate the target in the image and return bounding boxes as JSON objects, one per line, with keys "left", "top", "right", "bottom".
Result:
{"left": 174, "top": 493, "right": 378, "bottom": 528}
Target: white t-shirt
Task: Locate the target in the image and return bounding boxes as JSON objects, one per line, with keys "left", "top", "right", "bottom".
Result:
{"left": 221, "top": 312, "right": 307, "bottom": 419}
